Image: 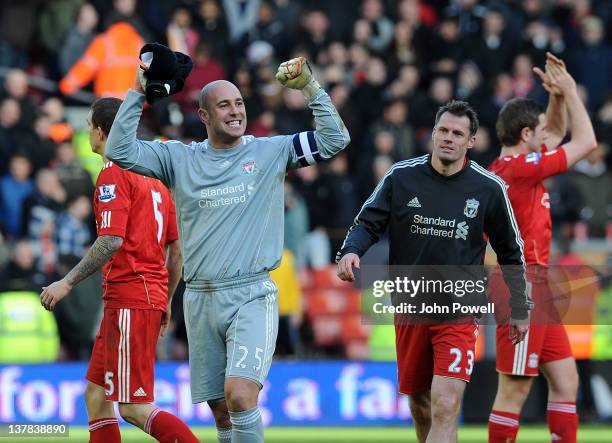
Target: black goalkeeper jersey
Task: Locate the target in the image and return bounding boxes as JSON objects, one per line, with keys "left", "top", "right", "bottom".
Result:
{"left": 337, "top": 154, "right": 532, "bottom": 319}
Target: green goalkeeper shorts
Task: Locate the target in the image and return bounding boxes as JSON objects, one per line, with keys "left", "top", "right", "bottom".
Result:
{"left": 183, "top": 272, "right": 278, "bottom": 403}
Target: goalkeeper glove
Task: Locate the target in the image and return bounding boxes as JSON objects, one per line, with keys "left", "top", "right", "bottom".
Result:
{"left": 275, "top": 57, "right": 322, "bottom": 98}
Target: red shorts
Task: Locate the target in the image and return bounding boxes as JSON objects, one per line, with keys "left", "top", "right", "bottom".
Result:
{"left": 86, "top": 307, "right": 162, "bottom": 403}
{"left": 496, "top": 324, "right": 573, "bottom": 376}
{"left": 395, "top": 321, "right": 479, "bottom": 394}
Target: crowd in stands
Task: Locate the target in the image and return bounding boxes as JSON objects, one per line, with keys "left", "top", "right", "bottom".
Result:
{"left": 0, "top": 0, "right": 611, "bottom": 361}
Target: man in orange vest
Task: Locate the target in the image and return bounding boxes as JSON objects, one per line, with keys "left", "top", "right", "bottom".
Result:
{"left": 60, "top": 20, "right": 143, "bottom": 99}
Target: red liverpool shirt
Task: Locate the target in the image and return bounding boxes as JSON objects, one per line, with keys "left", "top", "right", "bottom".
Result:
{"left": 93, "top": 161, "right": 178, "bottom": 310}
{"left": 488, "top": 148, "right": 567, "bottom": 265}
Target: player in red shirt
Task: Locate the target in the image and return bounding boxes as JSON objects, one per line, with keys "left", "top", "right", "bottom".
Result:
{"left": 487, "top": 54, "right": 597, "bottom": 443}
{"left": 40, "top": 98, "right": 199, "bottom": 443}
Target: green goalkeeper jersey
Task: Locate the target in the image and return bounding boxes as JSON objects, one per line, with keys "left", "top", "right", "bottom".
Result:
{"left": 105, "top": 89, "right": 350, "bottom": 284}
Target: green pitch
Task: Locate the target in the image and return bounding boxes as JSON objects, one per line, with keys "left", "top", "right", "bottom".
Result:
{"left": 14, "top": 425, "right": 612, "bottom": 442}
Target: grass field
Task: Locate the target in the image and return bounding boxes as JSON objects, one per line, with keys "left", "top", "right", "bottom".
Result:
{"left": 11, "top": 424, "right": 612, "bottom": 442}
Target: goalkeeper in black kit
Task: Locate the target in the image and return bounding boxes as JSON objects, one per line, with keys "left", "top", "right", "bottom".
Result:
{"left": 336, "top": 101, "right": 532, "bottom": 443}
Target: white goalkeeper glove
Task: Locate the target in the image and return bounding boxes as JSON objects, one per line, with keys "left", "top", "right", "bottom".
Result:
{"left": 275, "top": 57, "right": 322, "bottom": 98}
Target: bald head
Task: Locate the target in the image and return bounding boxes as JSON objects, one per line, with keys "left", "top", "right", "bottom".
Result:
{"left": 199, "top": 80, "right": 241, "bottom": 110}
{"left": 197, "top": 79, "right": 247, "bottom": 148}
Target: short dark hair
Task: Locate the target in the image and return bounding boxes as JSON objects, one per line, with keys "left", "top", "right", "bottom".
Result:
{"left": 91, "top": 97, "right": 122, "bottom": 136}
{"left": 496, "top": 98, "right": 544, "bottom": 147}
{"left": 434, "top": 100, "right": 479, "bottom": 136}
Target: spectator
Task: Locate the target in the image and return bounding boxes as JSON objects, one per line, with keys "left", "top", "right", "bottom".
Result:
{"left": 271, "top": 0, "right": 301, "bottom": 37}
{"left": 596, "top": 96, "right": 612, "bottom": 153}
{"left": 428, "top": 12, "right": 464, "bottom": 76}
{"left": 52, "top": 142, "right": 95, "bottom": 202}
{"left": 358, "top": 0, "right": 394, "bottom": 54}
{"left": 511, "top": 53, "right": 538, "bottom": 98}
{"left": 317, "top": 153, "right": 360, "bottom": 260}
{"left": 22, "top": 168, "right": 66, "bottom": 242}
{"left": 0, "top": 153, "right": 34, "bottom": 239}
{"left": 520, "top": 0, "right": 547, "bottom": 24}
{"left": 222, "top": 0, "right": 261, "bottom": 46}
{"left": 248, "top": 1, "right": 291, "bottom": 58}
{"left": 175, "top": 41, "right": 227, "bottom": 115}
{"left": 0, "top": 239, "right": 46, "bottom": 292}
{"left": 52, "top": 267, "right": 102, "bottom": 360}
{"left": 297, "top": 9, "right": 331, "bottom": 62}
{"left": 166, "top": 6, "right": 199, "bottom": 58}
{"left": 38, "top": 0, "right": 84, "bottom": 55}
{"left": 3, "top": 69, "right": 36, "bottom": 128}
{"left": 386, "top": 21, "right": 420, "bottom": 74}
{"left": 21, "top": 114, "right": 58, "bottom": 172}
{"left": 270, "top": 249, "right": 303, "bottom": 356}
{"left": 446, "top": 0, "right": 488, "bottom": 37}
{"left": 521, "top": 20, "right": 565, "bottom": 68}
{"left": 352, "top": 56, "right": 388, "bottom": 125}
{"left": 58, "top": 3, "right": 99, "bottom": 76}
{"left": 359, "top": 133, "right": 398, "bottom": 198}
{"left": 455, "top": 61, "right": 485, "bottom": 103}
{"left": 368, "top": 99, "right": 415, "bottom": 162}
{"left": 411, "top": 75, "right": 454, "bottom": 129}
{"left": 196, "top": 0, "right": 230, "bottom": 65}
{"left": 469, "top": 126, "right": 497, "bottom": 168}
{"left": 0, "top": 0, "right": 43, "bottom": 68}
{"left": 569, "top": 15, "right": 612, "bottom": 110}
{"left": 394, "top": 0, "right": 433, "bottom": 64}
{"left": 59, "top": 19, "right": 144, "bottom": 98}
{"left": 41, "top": 97, "right": 73, "bottom": 145}
{"left": 274, "top": 88, "right": 312, "bottom": 136}
{"left": 54, "top": 194, "right": 92, "bottom": 270}
{"left": 321, "top": 42, "right": 350, "bottom": 84}
{"left": 248, "top": 110, "right": 276, "bottom": 137}
{"left": 372, "top": 154, "right": 393, "bottom": 188}
{"left": 0, "top": 98, "right": 28, "bottom": 172}
{"left": 546, "top": 174, "right": 583, "bottom": 240}
{"left": 328, "top": 83, "right": 364, "bottom": 172}
{"left": 231, "top": 63, "right": 264, "bottom": 120}
{"left": 571, "top": 143, "right": 612, "bottom": 237}
{"left": 104, "top": 0, "right": 153, "bottom": 42}
{"left": 284, "top": 180, "right": 309, "bottom": 262}
{"left": 294, "top": 165, "right": 331, "bottom": 269}
{"left": 397, "top": 0, "right": 433, "bottom": 30}
{"left": 397, "top": 64, "right": 427, "bottom": 109}
{"left": 466, "top": 7, "right": 516, "bottom": 78}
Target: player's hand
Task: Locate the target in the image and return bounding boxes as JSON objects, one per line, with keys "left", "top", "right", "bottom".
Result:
{"left": 509, "top": 313, "right": 530, "bottom": 345}
{"left": 533, "top": 52, "right": 570, "bottom": 97}
{"left": 533, "top": 53, "right": 563, "bottom": 96}
{"left": 337, "top": 253, "right": 360, "bottom": 282}
{"left": 160, "top": 305, "right": 172, "bottom": 337}
{"left": 275, "top": 57, "right": 321, "bottom": 97}
{"left": 544, "top": 52, "right": 575, "bottom": 97}
{"left": 40, "top": 279, "right": 72, "bottom": 311}
{"left": 533, "top": 66, "right": 560, "bottom": 97}
{"left": 134, "top": 66, "right": 146, "bottom": 93}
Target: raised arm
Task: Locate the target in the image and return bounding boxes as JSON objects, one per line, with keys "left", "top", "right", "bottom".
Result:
{"left": 544, "top": 92, "right": 566, "bottom": 149}
{"left": 104, "top": 73, "right": 182, "bottom": 188}
{"left": 534, "top": 53, "right": 567, "bottom": 149}
{"left": 276, "top": 57, "right": 350, "bottom": 169}
{"left": 545, "top": 55, "right": 597, "bottom": 167}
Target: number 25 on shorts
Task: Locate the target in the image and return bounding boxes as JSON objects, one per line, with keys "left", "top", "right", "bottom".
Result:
{"left": 235, "top": 346, "right": 264, "bottom": 371}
